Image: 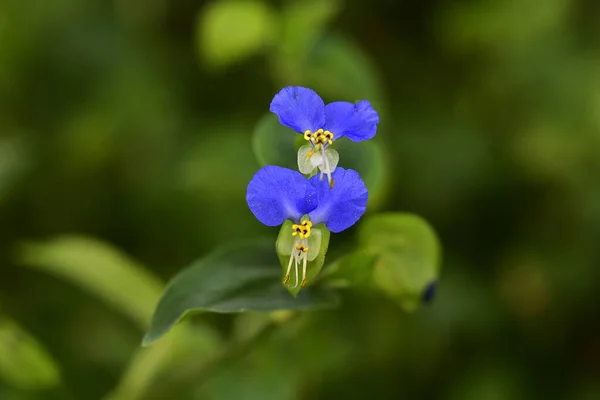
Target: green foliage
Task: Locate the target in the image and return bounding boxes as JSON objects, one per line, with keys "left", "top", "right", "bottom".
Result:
{"left": 196, "top": 0, "right": 275, "bottom": 68}
{"left": 2, "top": 0, "right": 599, "bottom": 398}
{"left": 319, "top": 250, "right": 379, "bottom": 289}
{"left": 16, "top": 236, "right": 164, "bottom": 329}
{"left": 358, "top": 213, "right": 441, "bottom": 311}
{"left": 143, "top": 240, "right": 339, "bottom": 345}
{"left": 0, "top": 315, "right": 61, "bottom": 390}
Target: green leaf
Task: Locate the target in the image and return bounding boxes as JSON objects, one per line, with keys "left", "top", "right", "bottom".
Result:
{"left": 252, "top": 113, "right": 299, "bottom": 169}
{"left": 318, "top": 250, "right": 379, "bottom": 289}
{"left": 196, "top": 0, "right": 275, "bottom": 69}
{"left": 276, "top": 221, "right": 331, "bottom": 296}
{"left": 358, "top": 213, "right": 442, "bottom": 312}
{"left": 0, "top": 315, "right": 61, "bottom": 390}
{"left": 143, "top": 240, "right": 339, "bottom": 345}
{"left": 15, "top": 235, "right": 164, "bottom": 330}
{"left": 14, "top": 236, "right": 225, "bottom": 400}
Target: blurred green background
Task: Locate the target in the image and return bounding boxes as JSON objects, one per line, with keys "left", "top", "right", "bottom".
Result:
{"left": 1, "top": 0, "right": 600, "bottom": 399}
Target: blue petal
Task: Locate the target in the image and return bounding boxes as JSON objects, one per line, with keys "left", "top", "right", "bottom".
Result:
{"left": 308, "top": 168, "right": 368, "bottom": 233}
{"left": 324, "top": 100, "right": 379, "bottom": 142}
{"left": 270, "top": 86, "right": 326, "bottom": 133}
{"left": 247, "top": 166, "right": 318, "bottom": 226}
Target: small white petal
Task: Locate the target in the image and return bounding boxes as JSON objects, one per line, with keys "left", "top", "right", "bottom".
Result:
{"left": 310, "top": 153, "right": 323, "bottom": 168}
{"left": 297, "top": 145, "right": 316, "bottom": 174}
{"left": 318, "top": 148, "right": 339, "bottom": 174}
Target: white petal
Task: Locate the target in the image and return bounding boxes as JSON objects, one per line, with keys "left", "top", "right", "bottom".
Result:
{"left": 318, "top": 148, "right": 339, "bottom": 174}
{"left": 310, "top": 152, "right": 323, "bottom": 168}
{"left": 297, "top": 145, "right": 317, "bottom": 174}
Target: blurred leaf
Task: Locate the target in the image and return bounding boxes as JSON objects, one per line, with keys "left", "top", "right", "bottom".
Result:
{"left": 196, "top": 0, "right": 275, "bottom": 69}
{"left": 0, "top": 315, "right": 61, "bottom": 390}
{"left": 303, "top": 34, "right": 383, "bottom": 103}
{"left": 358, "top": 213, "right": 441, "bottom": 311}
{"left": 105, "top": 323, "right": 222, "bottom": 400}
{"left": 272, "top": 0, "right": 341, "bottom": 82}
{"left": 319, "top": 250, "right": 379, "bottom": 289}
{"left": 252, "top": 113, "right": 299, "bottom": 169}
{"left": 16, "top": 235, "right": 164, "bottom": 330}
{"left": 276, "top": 221, "right": 331, "bottom": 296}
{"left": 333, "top": 138, "right": 387, "bottom": 210}
{"left": 143, "top": 239, "right": 339, "bottom": 345}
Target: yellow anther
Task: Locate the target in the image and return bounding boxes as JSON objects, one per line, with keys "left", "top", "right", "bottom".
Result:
{"left": 303, "top": 130, "right": 334, "bottom": 146}
{"left": 283, "top": 275, "right": 290, "bottom": 285}
{"left": 329, "top": 178, "right": 335, "bottom": 189}
{"left": 295, "top": 243, "right": 309, "bottom": 253}
{"left": 292, "top": 221, "right": 311, "bottom": 239}
{"left": 306, "top": 151, "right": 314, "bottom": 158}
{"left": 301, "top": 277, "right": 307, "bottom": 287}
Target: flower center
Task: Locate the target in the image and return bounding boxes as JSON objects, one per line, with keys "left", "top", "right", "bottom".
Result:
{"left": 303, "top": 130, "right": 336, "bottom": 189}
{"left": 304, "top": 129, "right": 334, "bottom": 151}
{"left": 291, "top": 220, "right": 312, "bottom": 239}
{"left": 284, "top": 220, "right": 312, "bottom": 288}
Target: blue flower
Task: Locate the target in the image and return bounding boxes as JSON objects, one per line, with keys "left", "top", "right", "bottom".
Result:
{"left": 308, "top": 168, "right": 368, "bottom": 233}
{"left": 270, "top": 86, "right": 379, "bottom": 187}
{"left": 246, "top": 165, "right": 368, "bottom": 287}
{"left": 246, "top": 165, "right": 317, "bottom": 227}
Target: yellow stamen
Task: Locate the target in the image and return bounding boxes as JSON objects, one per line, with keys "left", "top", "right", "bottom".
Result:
{"left": 303, "top": 130, "right": 335, "bottom": 146}
{"left": 291, "top": 222, "right": 311, "bottom": 239}
{"left": 295, "top": 243, "right": 309, "bottom": 253}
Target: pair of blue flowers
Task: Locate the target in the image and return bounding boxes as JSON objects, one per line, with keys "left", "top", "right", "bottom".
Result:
{"left": 246, "top": 86, "right": 379, "bottom": 289}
